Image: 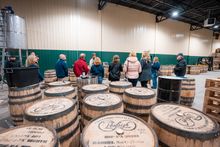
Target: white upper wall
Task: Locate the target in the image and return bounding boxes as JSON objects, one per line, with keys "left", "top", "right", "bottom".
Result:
{"left": 189, "top": 29, "right": 213, "bottom": 56}
{"left": 155, "top": 19, "right": 190, "bottom": 55}
{"left": 102, "top": 3, "right": 155, "bottom": 53}
{"left": 0, "top": 0, "right": 215, "bottom": 56}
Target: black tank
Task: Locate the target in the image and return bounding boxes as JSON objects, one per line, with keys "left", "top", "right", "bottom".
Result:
{"left": 157, "top": 76, "right": 184, "bottom": 103}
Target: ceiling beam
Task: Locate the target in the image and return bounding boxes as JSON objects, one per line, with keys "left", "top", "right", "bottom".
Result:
{"left": 190, "top": 24, "right": 203, "bottom": 31}
{"left": 156, "top": 15, "right": 168, "bottom": 23}
{"left": 155, "top": 0, "right": 207, "bottom": 19}
{"left": 120, "top": 0, "right": 164, "bottom": 14}
{"left": 120, "top": 0, "right": 203, "bottom": 25}
{"left": 98, "top": 0, "right": 108, "bottom": 10}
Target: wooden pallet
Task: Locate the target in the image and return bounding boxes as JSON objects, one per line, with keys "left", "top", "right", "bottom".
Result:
{"left": 205, "top": 79, "right": 220, "bottom": 89}
{"left": 203, "top": 88, "right": 220, "bottom": 123}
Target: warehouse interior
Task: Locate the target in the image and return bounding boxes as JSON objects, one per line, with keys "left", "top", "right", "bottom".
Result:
{"left": 0, "top": 0, "right": 220, "bottom": 147}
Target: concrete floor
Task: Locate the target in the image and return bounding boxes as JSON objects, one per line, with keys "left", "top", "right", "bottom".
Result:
{"left": 0, "top": 70, "right": 219, "bottom": 131}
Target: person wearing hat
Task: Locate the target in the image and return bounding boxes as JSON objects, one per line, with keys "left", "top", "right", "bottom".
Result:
{"left": 5, "top": 55, "right": 20, "bottom": 68}
{"left": 174, "top": 53, "right": 187, "bottom": 77}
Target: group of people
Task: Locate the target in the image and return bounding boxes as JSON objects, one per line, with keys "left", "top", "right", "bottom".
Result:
{"left": 123, "top": 51, "right": 161, "bottom": 88}
{"left": 5, "top": 52, "right": 44, "bottom": 82}
{"left": 55, "top": 51, "right": 161, "bottom": 88}
{"left": 55, "top": 51, "right": 187, "bottom": 89}
{"left": 5, "top": 50, "right": 187, "bottom": 89}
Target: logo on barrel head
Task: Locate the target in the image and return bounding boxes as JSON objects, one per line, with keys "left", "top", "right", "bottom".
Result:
{"left": 98, "top": 120, "right": 136, "bottom": 132}
{"left": 32, "top": 103, "right": 66, "bottom": 114}
{"left": 175, "top": 112, "right": 203, "bottom": 127}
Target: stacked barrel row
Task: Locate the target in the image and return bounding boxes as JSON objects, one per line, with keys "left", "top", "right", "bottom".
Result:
{"left": 43, "top": 69, "right": 77, "bottom": 88}
{"left": 213, "top": 48, "right": 220, "bottom": 70}
{"left": 159, "top": 65, "right": 174, "bottom": 76}
{"left": 3, "top": 78, "right": 220, "bottom": 147}
{"left": 159, "top": 65, "right": 209, "bottom": 76}
{"left": 7, "top": 80, "right": 79, "bottom": 147}
{"left": 187, "top": 65, "right": 209, "bottom": 75}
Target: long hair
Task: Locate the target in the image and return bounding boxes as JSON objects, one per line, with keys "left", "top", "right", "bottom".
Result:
{"left": 129, "top": 51, "right": 136, "bottom": 57}
{"left": 142, "top": 51, "right": 150, "bottom": 61}
{"left": 153, "top": 56, "right": 159, "bottom": 62}
{"left": 26, "top": 55, "right": 36, "bottom": 67}
{"left": 94, "top": 57, "right": 101, "bottom": 65}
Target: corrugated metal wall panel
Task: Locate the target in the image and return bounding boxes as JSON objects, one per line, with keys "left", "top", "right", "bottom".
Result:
{"left": 189, "top": 29, "right": 213, "bottom": 56}
{"left": 0, "top": 0, "right": 216, "bottom": 56}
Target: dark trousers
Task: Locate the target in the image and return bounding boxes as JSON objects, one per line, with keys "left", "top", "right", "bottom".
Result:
{"left": 141, "top": 81, "right": 148, "bottom": 88}
{"left": 128, "top": 78, "right": 138, "bottom": 87}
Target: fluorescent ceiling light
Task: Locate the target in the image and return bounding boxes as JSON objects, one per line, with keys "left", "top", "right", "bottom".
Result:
{"left": 214, "top": 25, "right": 219, "bottom": 29}
{"left": 172, "top": 11, "right": 179, "bottom": 17}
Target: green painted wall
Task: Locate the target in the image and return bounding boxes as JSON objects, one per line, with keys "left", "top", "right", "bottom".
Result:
{"left": 0, "top": 48, "right": 208, "bottom": 75}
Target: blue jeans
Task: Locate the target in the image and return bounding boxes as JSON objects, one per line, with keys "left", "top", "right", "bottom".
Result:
{"left": 152, "top": 73, "right": 158, "bottom": 89}
{"left": 98, "top": 76, "right": 103, "bottom": 84}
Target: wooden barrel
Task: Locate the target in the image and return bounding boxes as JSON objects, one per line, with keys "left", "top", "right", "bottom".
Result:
{"left": 214, "top": 53, "right": 220, "bottom": 58}
{"left": 189, "top": 65, "right": 200, "bottom": 75}
{"left": 40, "top": 82, "right": 47, "bottom": 89}
{"left": 159, "top": 65, "right": 170, "bottom": 76}
{"left": 157, "top": 76, "right": 183, "bottom": 103}
{"left": 68, "top": 70, "right": 77, "bottom": 86}
{"left": 77, "top": 76, "right": 98, "bottom": 99}
{"left": 102, "top": 78, "right": 111, "bottom": 86}
{"left": 81, "top": 84, "right": 108, "bottom": 98}
{"left": 180, "top": 78, "right": 196, "bottom": 106}
{"left": 48, "top": 81, "right": 71, "bottom": 87}
{"left": 213, "top": 58, "right": 220, "bottom": 63}
{"left": 198, "top": 65, "right": 208, "bottom": 73}
{"left": 120, "top": 71, "right": 125, "bottom": 79}
{"left": 216, "top": 48, "right": 220, "bottom": 53}
{"left": 213, "top": 64, "right": 219, "bottom": 70}
{"left": 149, "top": 103, "right": 220, "bottom": 147}
{"left": 77, "top": 76, "right": 98, "bottom": 90}
{"left": 109, "top": 81, "right": 132, "bottom": 96}
{"left": 82, "top": 113, "right": 158, "bottom": 147}
{"left": 160, "top": 65, "right": 173, "bottom": 76}
{"left": 44, "top": 70, "right": 57, "bottom": 83}
{"left": 44, "top": 86, "right": 76, "bottom": 99}
{"left": 82, "top": 93, "right": 123, "bottom": 126}
{"left": 123, "top": 87, "right": 156, "bottom": 122}
{"left": 8, "top": 84, "right": 42, "bottom": 126}
{"left": 0, "top": 125, "right": 59, "bottom": 147}
{"left": 24, "top": 98, "right": 80, "bottom": 147}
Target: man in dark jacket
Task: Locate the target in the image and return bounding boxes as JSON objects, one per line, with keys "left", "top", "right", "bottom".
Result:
{"left": 174, "top": 53, "right": 187, "bottom": 77}
{"left": 73, "top": 53, "right": 89, "bottom": 77}
{"left": 5, "top": 56, "right": 20, "bottom": 68}
{"left": 55, "top": 54, "right": 68, "bottom": 80}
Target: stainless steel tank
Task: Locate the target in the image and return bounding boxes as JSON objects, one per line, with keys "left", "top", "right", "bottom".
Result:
{"left": 5, "top": 14, "right": 27, "bottom": 49}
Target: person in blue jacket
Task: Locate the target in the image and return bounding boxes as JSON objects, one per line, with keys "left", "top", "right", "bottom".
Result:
{"left": 55, "top": 54, "right": 68, "bottom": 81}
{"left": 90, "top": 57, "right": 104, "bottom": 84}
{"left": 26, "top": 55, "right": 43, "bottom": 82}
{"left": 151, "top": 56, "right": 160, "bottom": 89}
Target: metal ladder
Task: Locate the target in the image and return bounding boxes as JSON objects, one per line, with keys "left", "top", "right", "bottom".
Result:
{"left": 0, "top": 11, "right": 6, "bottom": 89}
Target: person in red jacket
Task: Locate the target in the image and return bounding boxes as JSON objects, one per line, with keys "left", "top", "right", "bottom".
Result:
{"left": 73, "top": 53, "right": 89, "bottom": 77}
